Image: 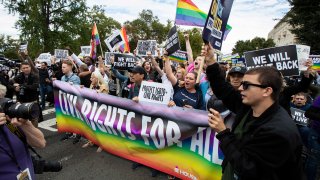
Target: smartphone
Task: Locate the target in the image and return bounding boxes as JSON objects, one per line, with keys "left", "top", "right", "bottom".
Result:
{"left": 182, "top": 99, "right": 188, "bottom": 106}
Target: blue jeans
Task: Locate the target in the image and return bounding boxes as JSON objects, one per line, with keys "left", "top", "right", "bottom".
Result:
{"left": 39, "top": 83, "right": 52, "bottom": 109}
{"left": 299, "top": 126, "right": 320, "bottom": 180}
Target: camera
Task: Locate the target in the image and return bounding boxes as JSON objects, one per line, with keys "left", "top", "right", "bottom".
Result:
{"left": 31, "top": 156, "right": 62, "bottom": 174}
{"left": 0, "top": 98, "right": 40, "bottom": 120}
{"left": 19, "top": 85, "right": 26, "bottom": 96}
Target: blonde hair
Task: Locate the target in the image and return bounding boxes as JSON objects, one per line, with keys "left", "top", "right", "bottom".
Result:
{"left": 90, "top": 71, "right": 109, "bottom": 93}
{"left": 0, "top": 84, "right": 7, "bottom": 98}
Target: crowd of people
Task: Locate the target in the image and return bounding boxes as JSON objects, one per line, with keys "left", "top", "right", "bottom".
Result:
{"left": 0, "top": 33, "right": 320, "bottom": 179}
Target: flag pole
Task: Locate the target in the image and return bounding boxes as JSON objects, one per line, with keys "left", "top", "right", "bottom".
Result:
{"left": 174, "top": 0, "right": 179, "bottom": 25}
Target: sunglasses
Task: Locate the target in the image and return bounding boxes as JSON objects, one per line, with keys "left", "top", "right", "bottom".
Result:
{"left": 240, "top": 81, "right": 268, "bottom": 90}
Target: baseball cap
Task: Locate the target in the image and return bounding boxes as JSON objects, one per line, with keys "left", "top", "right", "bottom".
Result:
{"left": 128, "top": 66, "right": 147, "bottom": 78}
{"left": 228, "top": 66, "right": 247, "bottom": 75}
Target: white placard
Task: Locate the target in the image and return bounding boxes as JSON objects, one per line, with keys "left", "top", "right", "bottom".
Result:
{"left": 296, "top": 45, "right": 311, "bottom": 71}
{"left": 104, "top": 30, "right": 125, "bottom": 52}
{"left": 54, "top": 49, "right": 68, "bottom": 59}
{"left": 138, "top": 81, "right": 171, "bottom": 105}
{"left": 81, "top": 46, "right": 92, "bottom": 56}
{"left": 136, "top": 40, "right": 157, "bottom": 56}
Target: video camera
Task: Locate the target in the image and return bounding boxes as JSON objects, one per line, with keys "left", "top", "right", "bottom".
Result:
{"left": 31, "top": 156, "right": 62, "bottom": 174}
{"left": 0, "top": 98, "right": 40, "bottom": 120}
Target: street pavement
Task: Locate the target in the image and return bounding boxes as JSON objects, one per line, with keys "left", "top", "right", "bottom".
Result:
{"left": 35, "top": 107, "right": 170, "bottom": 180}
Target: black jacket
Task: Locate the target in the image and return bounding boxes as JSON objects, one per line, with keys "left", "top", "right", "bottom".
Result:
{"left": 206, "top": 63, "right": 304, "bottom": 180}
{"left": 12, "top": 73, "right": 39, "bottom": 103}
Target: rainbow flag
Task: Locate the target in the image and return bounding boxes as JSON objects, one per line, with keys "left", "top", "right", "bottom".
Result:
{"left": 90, "top": 22, "right": 100, "bottom": 59}
{"left": 119, "top": 27, "right": 130, "bottom": 53}
{"left": 175, "top": 0, "right": 207, "bottom": 27}
{"left": 223, "top": 24, "right": 232, "bottom": 41}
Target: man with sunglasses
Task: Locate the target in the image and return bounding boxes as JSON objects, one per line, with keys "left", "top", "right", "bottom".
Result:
{"left": 202, "top": 44, "right": 304, "bottom": 180}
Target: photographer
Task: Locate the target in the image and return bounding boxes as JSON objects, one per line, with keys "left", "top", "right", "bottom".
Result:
{"left": 0, "top": 84, "right": 46, "bottom": 179}
{"left": 12, "top": 62, "right": 39, "bottom": 103}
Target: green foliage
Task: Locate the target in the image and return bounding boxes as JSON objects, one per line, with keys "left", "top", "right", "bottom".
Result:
{"left": 287, "top": 0, "right": 320, "bottom": 54}
{"left": 124, "top": 9, "right": 172, "bottom": 51}
{"left": 178, "top": 28, "right": 203, "bottom": 57}
{"left": 1, "top": 0, "right": 88, "bottom": 57}
{"left": 232, "top": 37, "right": 275, "bottom": 57}
{"left": 0, "top": 34, "right": 20, "bottom": 59}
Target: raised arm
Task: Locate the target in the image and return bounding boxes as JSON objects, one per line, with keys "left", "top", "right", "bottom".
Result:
{"left": 164, "top": 55, "right": 177, "bottom": 86}
{"left": 149, "top": 51, "right": 164, "bottom": 77}
{"left": 184, "top": 33, "right": 194, "bottom": 65}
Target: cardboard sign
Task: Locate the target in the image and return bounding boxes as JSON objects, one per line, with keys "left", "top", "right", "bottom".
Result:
{"left": 137, "top": 40, "right": 157, "bottom": 56}
{"left": 81, "top": 46, "right": 91, "bottom": 57}
{"left": 113, "top": 54, "right": 137, "bottom": 70}
{"left": 138, "top": 81, "right": 171, "bottom": 105}
{"left": 290, "top": 107, "right": 309, "bottom": 126}
{"left": 296, "top": 45, "right": 311, "bottom": 71}
{"left": 202, "top": 0, "right": 234, "bottom": 50}
{"left": 104, "top": 30, "right": 125, "bottom": 52}
{"left": 244, "top": 45, "right": 301, "bottom": 76}
{"left": 165, "top": 25, "right": 180, "bottom": 56}
{"left": 54, "top": 49, "right": 68, "bottom": 59}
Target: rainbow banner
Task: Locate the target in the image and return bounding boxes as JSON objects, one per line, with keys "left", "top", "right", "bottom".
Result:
{"left": 169, "top": 50, "right": 187, "bottom": 62}
{"left": 175, "top": 0, "right": 207, "bottom": 27}
{"left": 119, "top": 27, "right": 130, "bottom": 53}
{"left": 53, "top": 81, "right": 223, "bottom": 180}
{"left": 310, "top": 55, "right": 320, "bottom": 71}
{"left": 90, "top": 22, "right": 100, "bottom": 59}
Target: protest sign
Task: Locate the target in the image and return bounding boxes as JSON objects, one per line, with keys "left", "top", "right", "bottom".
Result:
{"left": 113, "top": 53, "right": 137, "bottom": 70}
{"left": 53, "top": 80, "right": 223, "bottom": 180}
{"left": 104, "top": 30, "right": 125, "bottom": 52}
{"left": 105, "top": 52, "right": 114, "bottom": 65}
{"left": 202, "top": 0, "right": 234, "bottom": 50}
{"left": 165, "top": 25, "right": 180, "bottom": 55}
{"left": 310, "top": 55, "right": 320, "bottom": 72}
{"left": 290, "top": 107, "right": 309, "bottom": 126}
{"left": 54, "top": 49, "right": 68, "bottom": 59}
{"left": 296, "top": 45, "right": 310, "bottom": 71}
{"left": 81, "top": 46, "right": 91, "bottom": 56}
{"left": 244, "top": 45, "right": 301, "bottom": 76}
{"left": 37, "top": 53, "right": 51, "bottom": 65}
{"left": 138, "top": 81, "right": 171, "bottom": 105}
{"left": 19, "top": 42, "right": 28, "bottom": 53}
{"left": 231, "top": 58, "right": 245, "bottom": 67}
{"left": 169, "top": 50, "right": 187, "bottom": 62}
{"left": 137, "top": 40, "right": 157, "bottom": 56}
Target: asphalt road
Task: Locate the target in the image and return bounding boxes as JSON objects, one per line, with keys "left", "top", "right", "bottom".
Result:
{"left": 35, "top": 107, "right": 170, "bottom": 180}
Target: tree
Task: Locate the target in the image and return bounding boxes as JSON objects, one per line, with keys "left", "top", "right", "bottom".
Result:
{"left": 232, "top": 37, "right": 275, "bottom": 57}
{"left": 1, "top": 0, "right": 88, "bottom": 57}
{"left": 178, "top": 28, "right": 204, "bottom": 58}
{"left": 124, "top": 9, "right": 172, "bottom": 51}
{"left": 84, "top": 5, "right": 121, "bottom": 55}
{"left": 0, "top": 34, "right": 20, "bottom": 59}
{"left": 287, "top": 0, "right": 320, "bottom": 54}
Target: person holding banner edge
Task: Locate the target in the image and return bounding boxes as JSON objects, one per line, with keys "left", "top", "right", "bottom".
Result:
{"left": 203, "top": 44, "right": 304, "bottom": 180}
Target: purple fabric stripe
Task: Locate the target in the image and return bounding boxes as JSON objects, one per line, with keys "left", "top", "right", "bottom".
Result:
{"left": 175, "top": 14, "right": 205, "bottom": 27}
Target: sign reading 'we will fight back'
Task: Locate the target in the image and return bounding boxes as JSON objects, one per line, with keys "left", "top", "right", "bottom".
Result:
{"left": 244, "top": 45, "right": 310, "bottom": 77}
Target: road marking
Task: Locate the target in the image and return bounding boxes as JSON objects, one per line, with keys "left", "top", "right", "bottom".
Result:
{"left": 38, "top": 118, "right": 57, "bottom": 132}
{"left": 42, "top": 108, "right": 55, "bottom": 116}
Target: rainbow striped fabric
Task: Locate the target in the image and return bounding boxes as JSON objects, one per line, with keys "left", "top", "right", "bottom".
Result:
{"left": 90, "top": 23, "right": 100, "bottom": 59}
{"left": 175, "top": 0, "right": 207, "bottom": 27}
{"left": 119, "top": 27, "right": 130, "bottom": 53}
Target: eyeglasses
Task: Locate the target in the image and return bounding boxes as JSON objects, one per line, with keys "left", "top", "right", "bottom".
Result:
{"left": 240, "top": 81, "right": 268, "bottom": 90}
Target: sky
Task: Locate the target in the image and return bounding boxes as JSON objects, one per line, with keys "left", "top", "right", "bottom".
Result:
{"left": 0, "top": 0, "right": 291, "bottom": 54}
